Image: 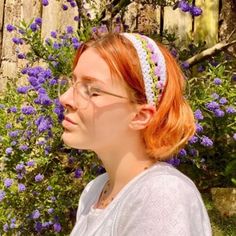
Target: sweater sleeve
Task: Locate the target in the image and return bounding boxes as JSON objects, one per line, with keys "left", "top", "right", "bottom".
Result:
{"left": 115, "top": 174, "right": 212, "bottom": 236}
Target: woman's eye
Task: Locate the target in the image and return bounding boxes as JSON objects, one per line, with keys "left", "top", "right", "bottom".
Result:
{"left": 90, "top": 88, "right": 101, "bottom": 97}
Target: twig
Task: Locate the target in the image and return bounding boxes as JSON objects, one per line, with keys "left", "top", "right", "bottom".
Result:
{"left": 186, "top": 39, "right": 236, "bottom": 66}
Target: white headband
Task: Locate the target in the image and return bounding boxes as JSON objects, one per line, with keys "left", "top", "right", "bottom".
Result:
{"left": 122, "top": 33, "right": 167, "bottom": 106}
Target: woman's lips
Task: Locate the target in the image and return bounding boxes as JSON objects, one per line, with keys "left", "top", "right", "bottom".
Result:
{"left": 62, "top": 116, "right": 78, "bottom": 127}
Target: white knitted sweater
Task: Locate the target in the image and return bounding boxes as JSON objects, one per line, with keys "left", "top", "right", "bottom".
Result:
{"left": 70, "top": 162, "right": 212, "bottom": 236}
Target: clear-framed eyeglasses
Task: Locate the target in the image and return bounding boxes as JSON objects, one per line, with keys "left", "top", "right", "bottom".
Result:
{"left": 58, "top": 76, "right": 133, "bottom": 109}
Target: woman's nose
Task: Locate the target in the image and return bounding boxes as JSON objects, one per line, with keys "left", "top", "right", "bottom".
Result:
{"left": 59, "top": 87, "right": 76, "bottom": 110}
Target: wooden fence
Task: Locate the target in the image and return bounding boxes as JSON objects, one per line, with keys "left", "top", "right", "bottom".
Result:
{"left": 0, "top": 0, "right": 220, "bottom": 85}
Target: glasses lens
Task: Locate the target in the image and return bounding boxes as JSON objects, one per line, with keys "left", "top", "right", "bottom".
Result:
{"left": 73, "top": 81, "right": 90, "bottom": 109}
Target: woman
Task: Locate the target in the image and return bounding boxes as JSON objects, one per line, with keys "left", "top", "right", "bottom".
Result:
{"left": 59, "top": 32, "right": 212, "bottom": 235}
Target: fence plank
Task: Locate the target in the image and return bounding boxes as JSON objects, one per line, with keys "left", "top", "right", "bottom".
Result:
{"left": 0, "top": 0, "right": 5, "bottom": 69}
{"left": 194, "top": 0, "right": 219, "bottom": 46}
{"left": 41, "top": 0, "right": 78, "bottom": 39}
{"left": 163, "top": 7, "right": 192, "bottom": 46}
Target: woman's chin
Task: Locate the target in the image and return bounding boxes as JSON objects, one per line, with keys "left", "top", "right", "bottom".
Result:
{"left": 61, "top": 132, "right": 88, "bottom": 150}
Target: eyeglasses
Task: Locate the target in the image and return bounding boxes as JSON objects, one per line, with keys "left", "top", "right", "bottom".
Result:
{"left": 58, "top": 76, "right": 132, "bottom": 109}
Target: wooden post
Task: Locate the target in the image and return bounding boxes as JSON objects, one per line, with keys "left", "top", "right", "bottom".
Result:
{"left": 163, "top": 7, "right": 193, "bottom": 47}
{"left": 194, "top": 0, "right": 219, "bottom": 46}
{"left": 0, "top": 0, "right": 5, "bottom": 69}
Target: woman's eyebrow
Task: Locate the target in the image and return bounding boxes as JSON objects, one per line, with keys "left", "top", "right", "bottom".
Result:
{"left": 72, "top": 74, "right": 106, "bottom": 84}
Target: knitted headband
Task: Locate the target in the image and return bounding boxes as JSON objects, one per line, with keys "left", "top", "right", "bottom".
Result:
{"left": 121, "top": 33, "right": 167, "bottom": 106}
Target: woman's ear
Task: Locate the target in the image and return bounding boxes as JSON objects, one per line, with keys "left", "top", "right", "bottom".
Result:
{"left": 129, "top": 104, "right": 156, "bottom": 130}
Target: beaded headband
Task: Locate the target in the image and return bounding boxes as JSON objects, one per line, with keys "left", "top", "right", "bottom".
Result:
{"left": 121, "top": 33, "right": 167, "bottom": 106}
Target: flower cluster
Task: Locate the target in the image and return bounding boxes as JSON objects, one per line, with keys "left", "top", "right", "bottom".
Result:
{"left": 178, "top": 1, "right": 203, "bottom": 16}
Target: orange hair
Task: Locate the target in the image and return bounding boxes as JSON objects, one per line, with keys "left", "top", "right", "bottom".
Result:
{"left": 73, "top": 33, "right": 196, "bottom": 161}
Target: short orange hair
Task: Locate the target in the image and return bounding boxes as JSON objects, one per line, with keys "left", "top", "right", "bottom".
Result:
{"left": 73, "top": 33, "right": 196, "bottom": 161}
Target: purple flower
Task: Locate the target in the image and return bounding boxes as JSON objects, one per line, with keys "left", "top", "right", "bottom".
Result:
{"left": 28, "top": 76, "right": 38, "bottom": 87}
{"left": 51, "top": 196, "right": 56, "bottom": 201}
{"left": 66, "top": 26, "right": 74, "bottom": 34}
{"left": 21, "top": 106, "right": 36, "bottom": 115}
{"left": 10, "top": 223, "right": 15, "bottom": 229}
{"left": 181, "top": 61, "right": 190, "bottom": 69}
{"left": 0, "top": 190, "right": 6, "bottom": 201}
{"left": 70, "top": 1, "right": 76, "bottom": 7}
{"left": 35, "top": 174, "right": 44, "bottom": 182}
{"left": 6, "top": 147, "right": 13, "bottom": 155}
{"left": 4, "top": 178, "right": 13, "bottom": 188}
{"left": 196, "top": 123, "right": 203, "bottom": 133}
{"left": 197, "top": 65, "right": 205, "bottom": 72}
{"left": 166, "top": 158, "right": 180, "bottom": 166}
{"left": 42, "top": 0, "right": 49, "bottom": 6}
{"left": 48, "top": 208, "right": 54, "bottom": 214}
{"left": 232, "top": 74, "right": 236, "bottom": 82}
{"left": 3, "top": 223, "right": 9, "bottom": 232}
{"left": 178, "top": 1, "right": 190, "bottom": 12}
{"left": 5, "top": 123, "right": 12, "bottom": 129}
{"left": 214, "top": 77, "right": 222, "bottom": 85}
{"left": 74, "top": 16, "right": 80, "bottom": 21}
{"left": 12, "top": 37, "right": 23, "bottom": 45}
{"left": 74, "top": 168, "right": 83, "bottom": 178}
{"left": 35, "top": 17, "right": 42, "bottom": 25}
{"left": 17, "top": 86, "right": 30, "bottom": 94}
{"left": 19, "top": 145, "right": 29, "bottom": 151}
{"left": 188, "top": 135, "right": 198, "bottom": 144}
{"left": 200, "top": 135, "right": 213, "bottom": 147}
{"left": 32, "top": 210, "right": 40, "bottom": 219}
{"left": 11, "top": 141, "right": 17, "bottom": 146}
{"left": 194, "top": 109, "right": 204, "bottom": 120}
{"left": 190, "top": 5, "right": 202, "bottom": 16}
{"left": 211, "top": 93, "right": 219, "bottom": 100}
{"left": 17, "top": 53, "right": 26, "bottom": 59}
{"left": 178, "top": 149, "right": 187, "bottom": 157}
{"left": 35, "top": 222, "right": 42, "bottom": 232}
{"left": 62, "top": 4, "right": 68, "bottom": 10}
{"left": 47, "top": 185, "right": 53, "bottom": 191}
{"left": 6, "top": 24, "right": 15, "bottom": 32}
{"left": 53, "top": 42, "right": 61, "bottom": 49}
{"left": 206, "top": 101, "right": 220, "bottom": 111}
{"left": 26, "top": 160, "right": 35, "bottom": 167}
{"left": 30, "top": 23, "right": 38, "bottom": 31}
{"left": 9, "top": 106, "right": 17, "bottom": 113}
{"left": 214, "top": 109, "right": 225, "bottom": 117}
{"left": 9, "top": 130, "right": 19, "bottom": 138}
{"left": 18, "top": 183, "right": 26, "bottom": 192}
{"left": 38, "top": 93, "right": 52, "bottom": 106}
{"left": 53, "top": 222, "right": 62, "bottom": 232}
{"left": 50, "top": 31, "right": 57, "bottom": 38}
{"left": 35, "top": 116, "right": 52, "bottom": 133}
{"left": 226, "top": 106, "right": 236, "bottom": 114}
{"left": 16, "top": 163, "right": 25, "bottom": 172}
{"left": 219, "top": 97, "right": 227, "bottom": 105}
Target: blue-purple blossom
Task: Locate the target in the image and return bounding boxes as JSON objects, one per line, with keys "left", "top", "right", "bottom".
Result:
{"left": 47, "top": 185, "right": 53, "bottom": 191}
{"left": 16, "top": 163, "right": 25, "bottom": 172}
{"left": 53, "top": 42, "right": 61, "bottom": 49}
{"left": 206, "top": 101, "right": 220, "bottom": 111}
{"left": 9, "top": 106, "right": 17, "bottom": 113}
{"left": 35, "top": 116, "right": 52, "bottom": 133}
{"left": 178, "top": 1, "right": 190, "bottom": 12}
{"left": 211, "top": 92, "right": 219, "bottom": 100}
{"left": 219, "top": 97, "right": 227, "bottom": 105}
{"left": 5, "top": 123, "right": 12, "bottom": 129}
{"left": 194, "top": 109, "right": 204, "bottom": 120}
{"left": 188, "top": 135, "right": 198, "bottom": 144}
{"left": 18, "top": 183, "right": 26, "bottom": 192}
{"left": 35, "top": 174, "right": 44, "bottom": 182}
{"left": 6, "top": 24, "right": 15, "bottom": 32}
{"left": 181, "top": 61, "right": 190, "bottom": 69}
{"left": 17, "top": 53, "right": 26, "bottom": 59}
{"left": 12, "top": 37, "right": 23, "bottom": 45}
{"left": 10, "top": 223, "right": 15, "bottom": 229}
{"left": 26, "top": 160, "right": 35, "bottom": 167}
{"left": 178, "top": 149, "right": 187, "bottom": 157}
{"left": 6, "top": 147, "right": 13, "bottom": 155}
{"left": 21, "top": 106, "right": 36, "bottom": 115}
{"left": 74, "top": 168, "right": 83, "bottom": 178}
{"left": 196, "top": 123, "right": 203, "bottom": 133}
{"left": 66, "top": 26, "right": 74, "bottom": 34}
{"left": 32, "top": 210, "right": 40, "bottom": 219}
{"left": 17, "top": 86, "right": 30, "bottom": 94}
{"left": 70, "top": 1, "right": 76, "bottom": 7}
{"left": 35, "top": 222, "right": 42, "bottom": 232}
{"left": 51, "top": 196, "right": 56, "bottom": 201}
{"left": 50, "top": 31, "right": 57, "bottom": 38}
{"left": 214, "top": 77, "right": 222, "bottom": 85}
{"left": 190, "top": 5, "right": 202, "bottom": 16}
{"left": 35, "top": 17, "right": 42, "bottom": 25}
{"left": 200, "top": 135, "right": 213, "bottom": 147}
{"left": 62, "top": 4, "right": 68, "bottom": 10}
{"left": 233, "top": 133, "right": 236, "bottom": 141}
{"left": 166, "top": 158, "right": 180, "bottom": 166}
{"left": 11, "top": 141, "right": 17, "bottom": 146}
{"left": 214, "top": 109, "right": 225, "bottom": 117}
{"left": 53, "top": 222, "right": 62, "bottom": 232}
{"left": 0, "top": 190, "right": 6, "bottom": 201}
{"left": 42, "top": 0, "right": 49, "bottom": 6}
{"left": 28, "top": 76, "right": 38, "bottom": 87}
{"left": 9, "top": 130, "right": 19, "bottom": 138}
{"left": 74, "top": 16, "right": 80, "bottom": 21}
{"left": 19, "top": 145, "right": 29, "bottom": 151}
{"left": 226, "top": 106, "right": 236, "bottom": 114}
{"left": 4, "top": 178, "right": 13, "bottom": 188}
{"left": 3, "top": 223, "right": 9, "bottom": 232}
{"left": 48, "top": 208, "right": 54, "bottom": 214}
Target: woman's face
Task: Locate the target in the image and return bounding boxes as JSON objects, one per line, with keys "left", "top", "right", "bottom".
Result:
{"left": 59, "top": 48, "right": 137, "bottom": 152}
